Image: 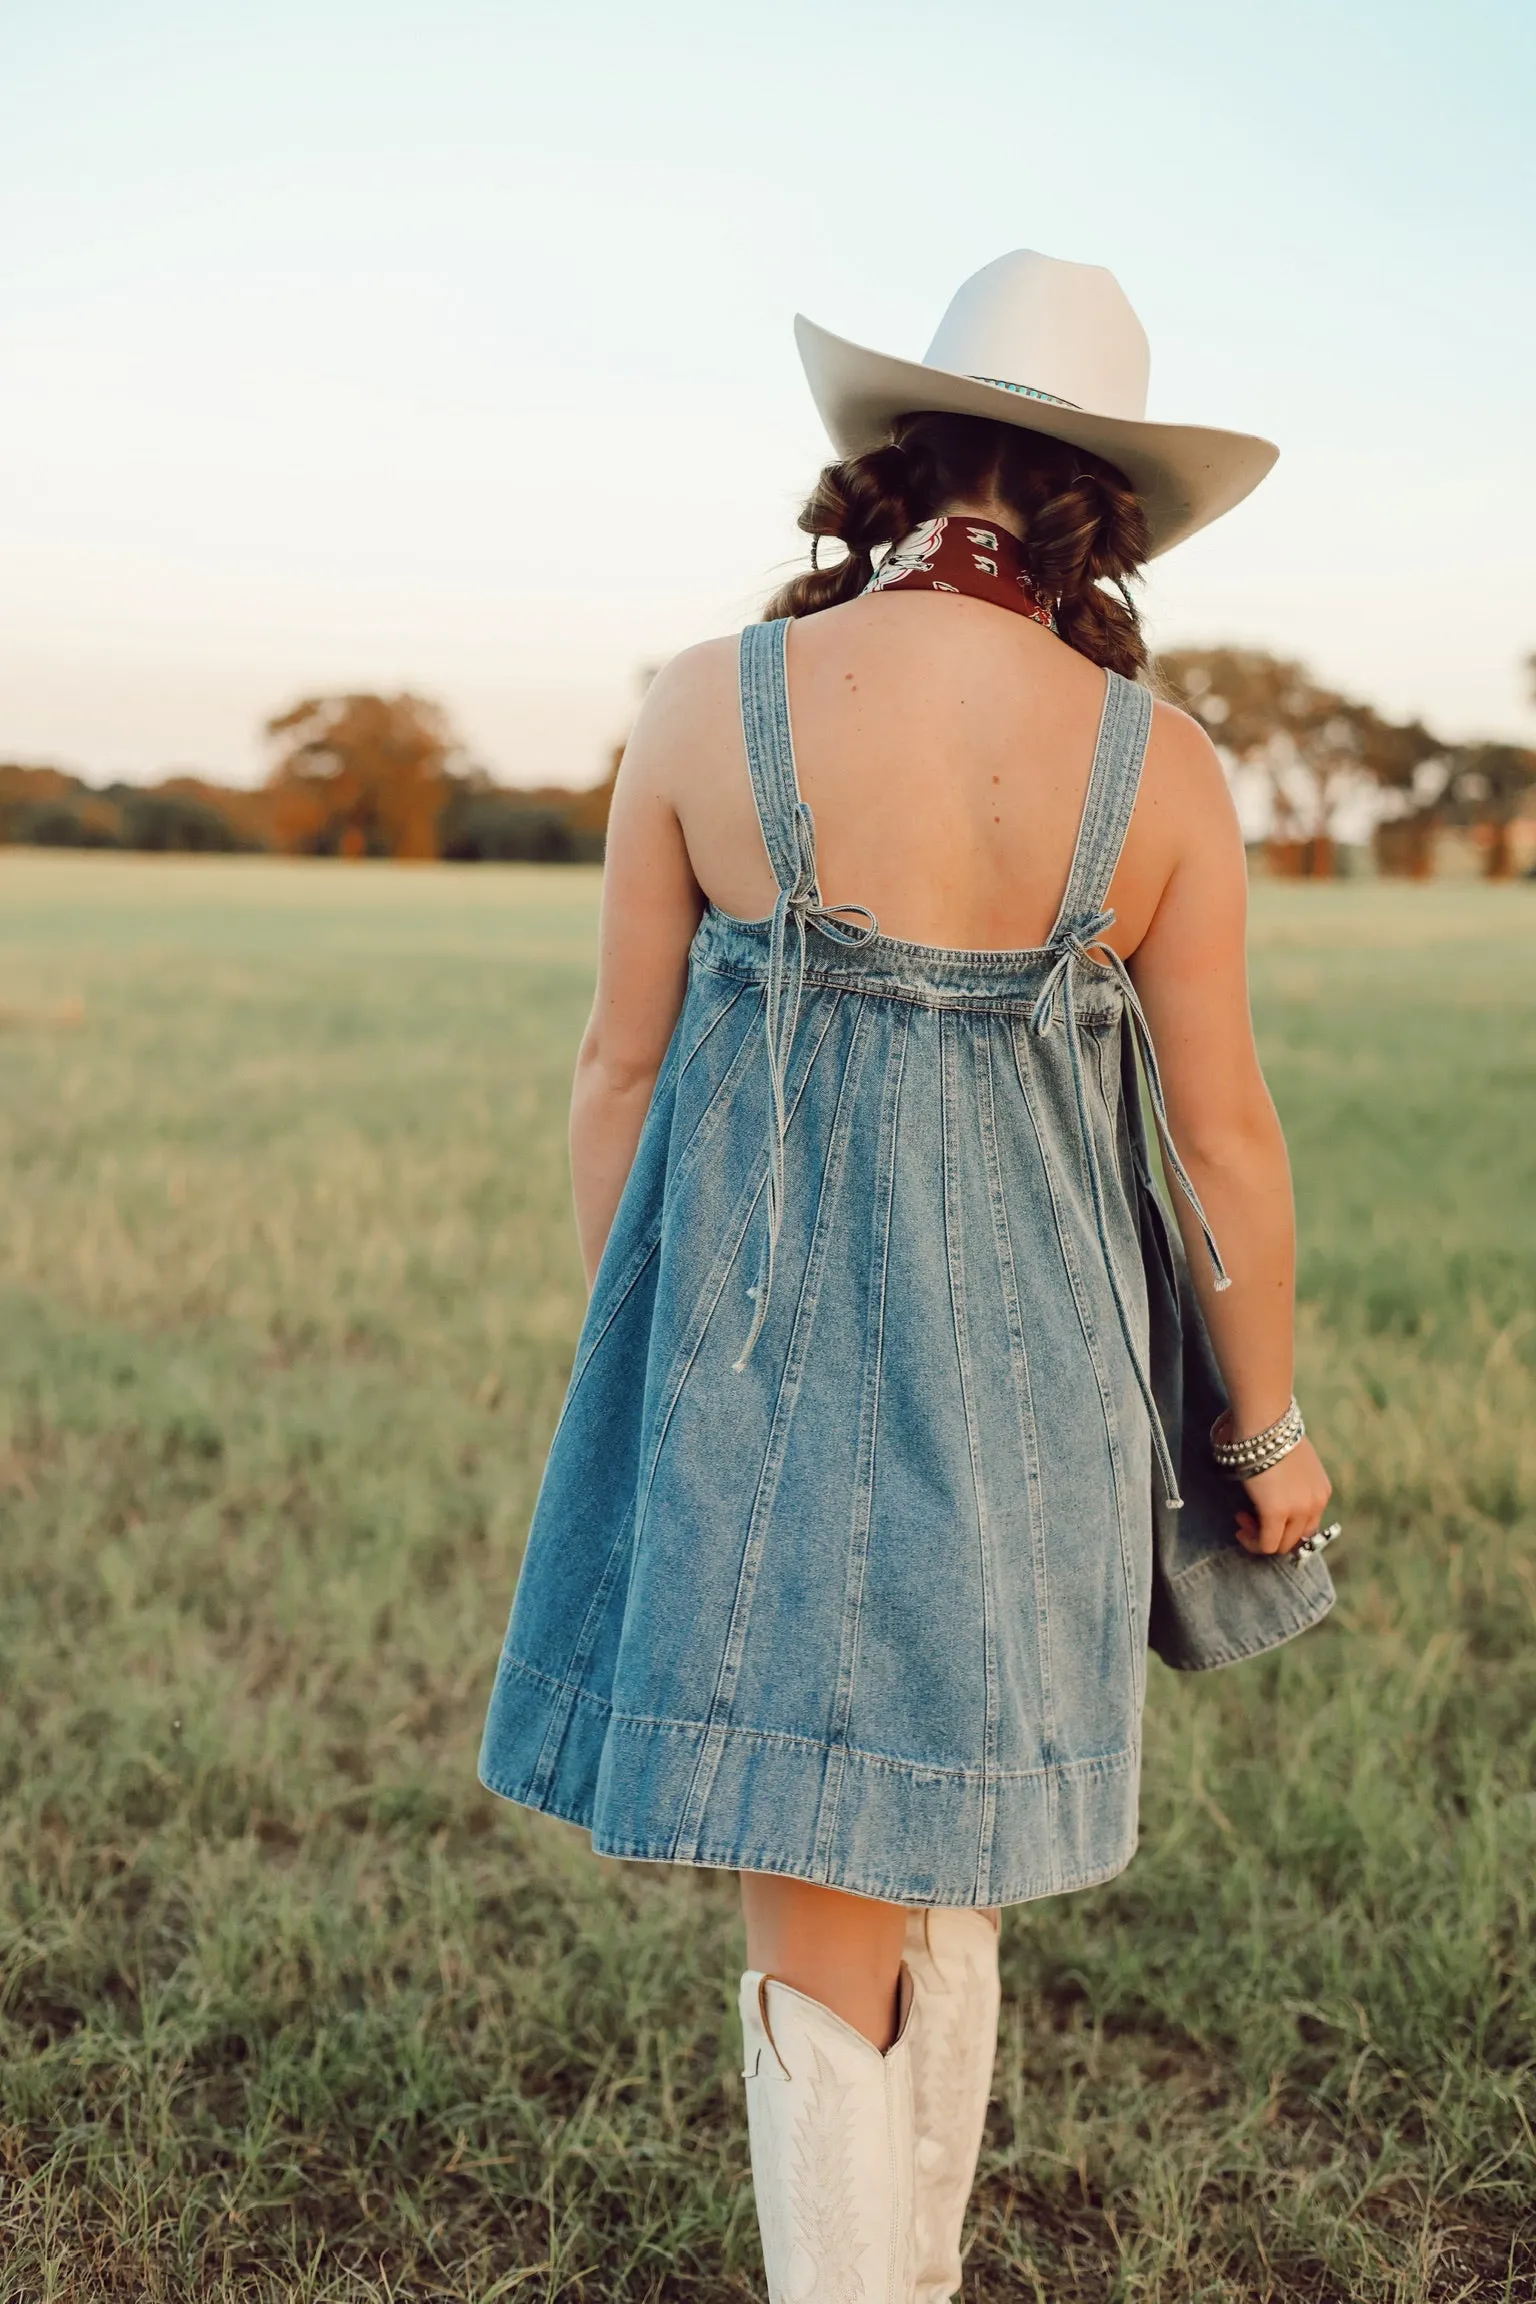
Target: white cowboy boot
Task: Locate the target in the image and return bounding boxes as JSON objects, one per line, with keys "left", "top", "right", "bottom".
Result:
{"left": 740, "top": 1964, "right": 916, "bottom": 2303}
{"left": 902, "top": 1910, "right": 1001, "bottom": 2303}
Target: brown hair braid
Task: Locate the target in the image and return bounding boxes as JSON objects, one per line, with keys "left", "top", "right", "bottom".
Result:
{"left": 763, "top": 411, "right": 1151, "bottom": 678}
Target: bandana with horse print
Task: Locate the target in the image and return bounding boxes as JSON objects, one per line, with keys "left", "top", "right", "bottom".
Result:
{"left": 862, "top": 515, "right": 1055, "bottom": 628}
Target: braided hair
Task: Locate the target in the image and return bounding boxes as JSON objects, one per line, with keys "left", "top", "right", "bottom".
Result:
{"left": 764, "top": 411, "right": 1151, "bottom": 679}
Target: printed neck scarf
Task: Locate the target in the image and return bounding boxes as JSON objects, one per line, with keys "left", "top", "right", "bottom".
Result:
{"left": 861, "top": 514, "right": 1054, "bottom": 629}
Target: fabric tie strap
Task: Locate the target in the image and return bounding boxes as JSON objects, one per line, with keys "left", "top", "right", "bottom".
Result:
{"left": 1035, "top": 906, "right": 1230, "bottom": 1508}
{"left": 732, "top": 800, "right": 878, "bottom": 1372}
{"left": 730, "top": 623, "right": 1211, "bottom": 1517}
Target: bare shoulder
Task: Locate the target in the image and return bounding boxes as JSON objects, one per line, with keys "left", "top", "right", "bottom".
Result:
{"left": 644, "top": 633, "right": 740, "bottom": 711}
{"left": 1110, "top": 692, "right": 1245, "bottom": 954}
{"left": 618, "top": 634, "right": 741, "bottom": 803}
{"left": 1145, "top": 695, "right": 1230, "bottom": 789}
{"left": 1138, "top": 696, "right": 1243, "bottom": 853}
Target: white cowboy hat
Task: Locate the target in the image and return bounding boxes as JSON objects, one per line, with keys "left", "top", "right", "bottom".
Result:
{"left": 795, "top": 249, "right": 1278, "bottom": 558}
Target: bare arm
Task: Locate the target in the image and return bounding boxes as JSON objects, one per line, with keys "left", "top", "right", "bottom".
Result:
{"left": 569, "top": 652, "right": 710, "bottom": 1289}
{"left": 1128, "top": 710, "right": 1331, "bottom": 1557}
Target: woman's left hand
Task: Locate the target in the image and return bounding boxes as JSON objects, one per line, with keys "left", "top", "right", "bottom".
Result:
{"left": 1234, "top": 1437, "right": 1333, "bottom": 1557}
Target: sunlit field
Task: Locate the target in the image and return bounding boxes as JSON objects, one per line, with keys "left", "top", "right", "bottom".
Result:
{"left": 2, "top": 853, "right": 1534, "bottom": 2304}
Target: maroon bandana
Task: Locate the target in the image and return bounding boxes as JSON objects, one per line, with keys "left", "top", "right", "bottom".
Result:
{"left": 862, "top": 515, "right": 1054, "bottom": 629}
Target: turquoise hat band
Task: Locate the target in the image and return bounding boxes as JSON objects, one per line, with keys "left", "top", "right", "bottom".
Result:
{"left": 968, "top": 374, "right": 1081, "bottom": 411}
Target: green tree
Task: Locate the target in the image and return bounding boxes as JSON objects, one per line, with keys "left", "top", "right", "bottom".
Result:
{"left": 1443, "top": 741, "right": 1536, "bottom": 878}
{"left": 1157, "top": 647, "right": 1443, "bottom": 873}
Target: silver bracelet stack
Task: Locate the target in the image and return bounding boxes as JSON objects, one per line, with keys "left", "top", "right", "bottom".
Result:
{"left": 1210, "top": 1396, "right": 1305, "bottom": 1477}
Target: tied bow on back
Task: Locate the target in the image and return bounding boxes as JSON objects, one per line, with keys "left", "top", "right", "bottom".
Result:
{"left": 1036, "top": 907, "right": 1230, "bottom": 1508}
{"left": 731, "top": 872, "right": 1231, "bottom": 1515}
{"left": 733, "top": 801, "right": 878, "bottom": 1371}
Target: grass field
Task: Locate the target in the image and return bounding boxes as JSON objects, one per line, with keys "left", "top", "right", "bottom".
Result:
{"left": 2, "top": 853, "right": 1534, "bottom": 2304}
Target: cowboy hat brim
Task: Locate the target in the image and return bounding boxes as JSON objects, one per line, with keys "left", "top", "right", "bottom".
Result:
{"left": 795, "top": 315, "right": 1278, "bottom": 560}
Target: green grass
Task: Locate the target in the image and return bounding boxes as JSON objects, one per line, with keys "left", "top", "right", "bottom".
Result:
{"left": 1, "top": 854, "right": 1534, "bottom": 2303}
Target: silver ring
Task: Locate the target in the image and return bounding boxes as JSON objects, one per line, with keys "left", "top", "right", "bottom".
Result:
{"left": 1294, "top": 1521, "right": 1341, "bottom": 1558}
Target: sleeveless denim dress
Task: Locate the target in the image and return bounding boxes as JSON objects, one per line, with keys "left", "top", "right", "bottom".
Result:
{"left": 479, "top": 620, "right": 1237, "bottom": 1908}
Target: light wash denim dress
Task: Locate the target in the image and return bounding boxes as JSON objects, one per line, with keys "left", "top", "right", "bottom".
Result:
{"left": 479, "top": 620, "right": 1313, "bottom": 1906}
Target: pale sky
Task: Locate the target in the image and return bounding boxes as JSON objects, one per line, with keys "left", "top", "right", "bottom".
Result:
{"left": 3, "top": 0, "right": 1533, "bottom": 792}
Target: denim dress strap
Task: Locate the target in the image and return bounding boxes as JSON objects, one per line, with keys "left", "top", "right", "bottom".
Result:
{"left": 734, "top": 620, "right": 878, "bottom": 1367}
{"left": 1034, "top": 669, "right": 1231, "bottom": 1509}
{"left": 1049, "top": 667, "right": 1154, "bottom": 934}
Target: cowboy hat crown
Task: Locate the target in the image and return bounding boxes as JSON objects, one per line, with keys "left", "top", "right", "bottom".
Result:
{"left": 924, "top": 250, "right": 1151, "bottom": 422}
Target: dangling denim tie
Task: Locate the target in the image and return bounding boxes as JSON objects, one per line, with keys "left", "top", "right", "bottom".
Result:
{"left": 1035, "top": 907, "right": 1230, "bottom": 1509}
{"left": 733, "top": 801, "right": 878, "bottom": 1372}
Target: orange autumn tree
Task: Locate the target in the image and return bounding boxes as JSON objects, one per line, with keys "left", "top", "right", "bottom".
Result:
{"left": 265, "top": 693, "right": 461, "bottom": 859}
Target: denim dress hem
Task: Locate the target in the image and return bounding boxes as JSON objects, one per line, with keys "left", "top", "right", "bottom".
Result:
{"left": 480, "top": 1654, "right": 1140, "bottom": 1908}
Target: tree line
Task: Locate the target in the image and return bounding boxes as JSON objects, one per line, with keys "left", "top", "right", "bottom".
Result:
{"left": 0, "top": 695, "right": 616, "bottom": 864}
{"left": 1157, "top": 646, "right": 1536, "bottom": 878}
{"left": 2, "top": 650, "right": 1532, "bottom": 874}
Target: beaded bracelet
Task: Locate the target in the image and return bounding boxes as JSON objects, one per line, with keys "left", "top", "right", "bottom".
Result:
{"left": 1210, "top": 1396, "right": 1305, "bottom": 1478}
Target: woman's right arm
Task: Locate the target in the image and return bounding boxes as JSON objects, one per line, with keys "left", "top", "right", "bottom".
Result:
{"left": 1126, "top": 708, "right": 1332, "bottom": 1559}
{"left": 568, "top": 655, "right": 711, "bottom": 1290}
